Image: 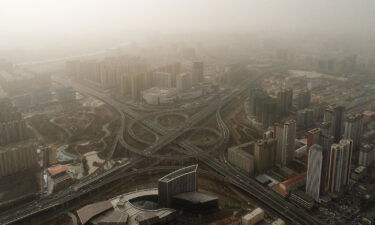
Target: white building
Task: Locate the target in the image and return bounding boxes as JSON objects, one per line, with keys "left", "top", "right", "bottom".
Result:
{"left": 276, "top": 120, "right": 296, "bottom": 167}
{"left": 242, "top": 208, "right": 264, "bottom": 225}
{"left": 306, "top": 144, "right": 325, "bottom": 202}
{"left": 142, "top": 87, "right": 177, "bottom": 105}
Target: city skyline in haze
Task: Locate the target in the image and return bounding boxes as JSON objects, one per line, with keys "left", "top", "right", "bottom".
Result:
{"left": 1, "top": 0, "right": 375, "bottom": 49}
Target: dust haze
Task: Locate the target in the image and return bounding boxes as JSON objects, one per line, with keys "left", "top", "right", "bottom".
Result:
{"left": 1, "top": 0, "right": 375, "bottom": 62}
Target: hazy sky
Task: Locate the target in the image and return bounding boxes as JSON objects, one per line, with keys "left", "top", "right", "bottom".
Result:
{"left": 0, "top": 0, "right": 374, "bottom": 48}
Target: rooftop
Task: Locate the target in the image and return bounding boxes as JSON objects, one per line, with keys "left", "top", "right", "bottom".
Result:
{"left": 281, "top": 172, "right": 307, "bottom": 186}
{"left": 47, "top": 164, "right": 69, "bottom": 177}
{"left": 142, "top": 87, "right": 177, "bottom": 97}
{"left": 159, "top": 165, "right": 198, "bottom": 183}
{"left": 173, "top": 191, "right": 218, "bottom": 204}
{"left": 76, "top": 200, "right": 113, "bottom": 225}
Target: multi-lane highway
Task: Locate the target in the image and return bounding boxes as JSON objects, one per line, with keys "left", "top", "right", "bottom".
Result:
{"left": 53, "top": 74, "right": 323, "bottom": 225}
{"left": 0, "top": 71, "right": 323, "bottom": 224}
{"left": 60, "top": 74, "right": 322, "bottom": 225}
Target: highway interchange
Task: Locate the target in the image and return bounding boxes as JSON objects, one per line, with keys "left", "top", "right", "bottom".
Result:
{"left": 0, "top": 70, "right": 324, "bottom": 225}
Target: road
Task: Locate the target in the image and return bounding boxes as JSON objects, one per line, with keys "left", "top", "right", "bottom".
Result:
{"left": 58, "top": 74, "right": 322, "bottom": 225}
{"left": 1, "top": 70, "right": 322, "bottom": 225}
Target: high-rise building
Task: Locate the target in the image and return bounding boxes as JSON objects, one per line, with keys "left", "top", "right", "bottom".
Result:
{"left": 0, "top": 98, "right": 27, "bottom": 146}
{"left": 176, "top": 72, "right": 192, "bottom": 92}
{"left": 359, "top": 144, "right": 375, "bottom": 166}
{"left": 306, "top": 144, "right": 328, "bottom": 201}
{"left": 327, "top": 139, "right": 353, "bottom": 193}
{"left": 227, "top": 142, "right": 255, "bottom": 174}
{"left": 130, "top": 72, "right": 149, "bottom": 101}
{"left": 158, "top": 165, "right": 198, "bottom": 207}
{"left": 306, "top": 128, "right": 321, "bottom": 153}
{"left": 319, "top": 134, "right": 334, "bottom": 153}
{"left": 344, "top": 113, "right": 363, "bottom": 151}
{"left": 155, "top": 62, "right": 181, "bottom": 88}
{"left": 276, "top": 88, "right": 293, "bottom": 116}
{"left": 192, "top": 61, "right": 204, "bottom": 85}
{"left": 249, "top": 89, "right": 277, "bottom": 128}
{"left": 275, "top": 120, "right": 296, "bottom": 167}
{"left": 324, "top": 105, "right": 345, "bottom": 143}
{"left": 296, "top": 108, "right": 314, "bottom": 129}
{"left": 254, "top": 139, "right": 277, "bottom": 173}
{"left": 297, "top": 89, "right": 311, "bottom": 109}
{"left": 152, "top": 72, "right": 172, "bottom": 88}
{"left": 68, "top": 56, "right": 148, "bottom": 92}
{"left": 0, "top": 146, "right": 38, "bottom": 177}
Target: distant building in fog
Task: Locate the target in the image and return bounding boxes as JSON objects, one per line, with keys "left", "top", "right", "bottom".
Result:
{"left": 0, "top": 146, "right": 38, "bottom": 177}
{"left": 152, "top": 72, "right": 172, "bottom": 88}
{"left": 176, "top": 72, "right": 192, "bottom": 92}
{"left": 192, "top": 61, "right": 204, "bottom": 85}
{"left": 276, "top": 88, "right": 293, "bottom": 116}
{"left": 343, "top": 113, "right": 363, "bottom": 151}
{"left": 297, "top": 89, "right": 311, "bottom": 110}
{"left": 323, "top": 105, "right": 345, "bottom": 143}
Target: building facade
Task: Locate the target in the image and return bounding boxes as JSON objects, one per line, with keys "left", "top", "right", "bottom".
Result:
{"left": 254, "top": 139, "right": 277, "bottom": 173}
{"left": 327, "top": 139, "right": 353, "bottom": 193}
{"left": 343, "top": 113, "right": 363, "bottom": 151}
{"left": 306, "top": 144, "right": 327, "bottom": 201}
{"left": 227, "top": 142, "right": 255, "bottom": 174}
{"left": 359, "top": 144, "right": 375, "bottom": 166}
{"left": 0, "top": 97, "right": 27, "bottom": 146}
{"left": 0, "top": 146, "right": 38, "bottom": 177}
{"left": 192, "top": 61, "right": 204, "bottom": 85}
{"left": 158, "top": 165, "right": 198, "bottom": 207}
{"left": 176, "top": 72, "right": 192, "bottom": 92}
{"left": 152, "top": 72, "right": 172, "bottom": 88}
{"left": 324, "top": 105, "right": 345, "bottom": 143}
{"left": 297, "top": 89, "right": 311, "bottom": 109}
{"left": 276, "top": 120, "right": 296, "bottom": 167}
{"left": 276, "top": 88, "right": 293, "bottom": 116}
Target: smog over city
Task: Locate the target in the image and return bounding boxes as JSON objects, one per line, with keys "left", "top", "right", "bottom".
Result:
{"left": 0, "top": 1, "right": 375, "bottom": 225}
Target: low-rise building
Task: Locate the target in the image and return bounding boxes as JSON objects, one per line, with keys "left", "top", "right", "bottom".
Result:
{"left": 280, "top": 172, "right": 307, "bottom": 192}
{"left": 290, "top": 190, "right": 314, "bottom": 210}
{"left": 271, "top": 218, "right": 286, "bottom": 225}
{"left": 46, "top": 164, "right": 74, "bottom": 193}
{"left": 242, "top": 208, "right": 264, "bottom": 225}
{"left": 352, "top": 166, "right": 367, "bottom": 181}
{"left": 208, "top": 216, "right": 240, "bottom": 225}
{"left": 142, "top": 87, "right": 177, "bottom": 105}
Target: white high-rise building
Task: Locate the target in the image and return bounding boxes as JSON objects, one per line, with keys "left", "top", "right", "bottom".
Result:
{"left": 176, "top": 72, "right": 192, "bottom": 92}
{"left": 327, "top": 139, "right": 353, "bottom": 193}
{"left": 306, "top": 144, "right": 325, "bottom": 201}
{"left": 276, "top": 120, "right": 296, "bottom": 167}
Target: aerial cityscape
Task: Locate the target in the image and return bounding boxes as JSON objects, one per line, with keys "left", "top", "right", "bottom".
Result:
{"left": 1, "top": 1, "right": 375, "bottom": 225}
